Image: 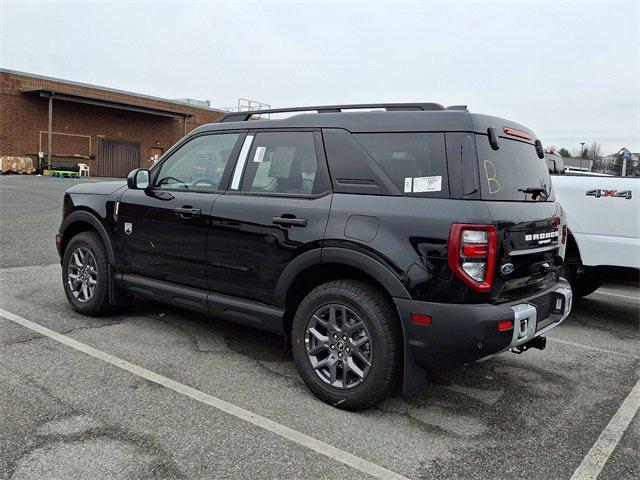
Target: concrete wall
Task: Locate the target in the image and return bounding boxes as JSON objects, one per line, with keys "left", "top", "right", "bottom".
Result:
{"left": 563, "top": 157, "right": 593, "bottom": 171}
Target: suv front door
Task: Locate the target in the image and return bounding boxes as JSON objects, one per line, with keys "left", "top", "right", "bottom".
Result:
{"left": 116, "top": 132, "right": 243, "bottom": 289}
{"left": 207, "top": 130, "right": 331, "bottom": 305}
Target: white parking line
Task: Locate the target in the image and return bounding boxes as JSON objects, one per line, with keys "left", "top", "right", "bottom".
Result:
{"left": 570, "top": 378, "right": 640, "bottom": 480}
{"left": 547, "top": 338, "right": 639, "bottom": 361}
{"left": 0, "top": 308, "right": 409, "bottom": 480}
{"left": 591, "top": 290, "right": 639, "bottom": 302}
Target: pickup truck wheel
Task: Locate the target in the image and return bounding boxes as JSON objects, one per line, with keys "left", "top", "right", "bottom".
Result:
{"left": 564, "top": 263, "right": 602, "bottom": 298}
{"left": 62, "top": 231, "right": 111, "bottom": 316}
{"left": 291, "top": 280, "right": 401, "bottom": 410}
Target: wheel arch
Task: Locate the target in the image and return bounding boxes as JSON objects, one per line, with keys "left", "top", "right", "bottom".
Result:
{"left": 276, "top": 247, "right": 410, "bottom": 338}
{"left": 564, "top": 228, "right": 582, "bottom": 265}
{"left": 275, "top": 247, "right": 410, "bottom": 307}
{"left": 59, "top": 211, "right": 116, "bottom": 266}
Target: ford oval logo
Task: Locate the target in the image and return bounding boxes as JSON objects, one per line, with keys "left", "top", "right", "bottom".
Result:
{"left": 501, "top": 263, "right": 515, "bottom": 275}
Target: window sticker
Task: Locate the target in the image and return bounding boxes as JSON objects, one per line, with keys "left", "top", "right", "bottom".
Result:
{"left": 413, "top": 176, "right": 442, "bottom": 193}
{"left": 268, "top": 146, "right": 296, "bottom": 178}
{"left": 404, "top": 177, "right": 413, "bottom": 193}
{"left": 483, "top": 160, "right": 500, "bottom": 194}
{"left": 253, "top": 146, "right": 266, "bottom": 163}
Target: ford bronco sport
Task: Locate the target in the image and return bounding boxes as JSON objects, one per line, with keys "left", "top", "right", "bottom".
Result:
{"left": 57, "top": 103, "right": 573, "bottom": 410}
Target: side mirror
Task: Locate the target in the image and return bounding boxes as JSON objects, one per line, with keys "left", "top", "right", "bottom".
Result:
{"left": 127, "top": 168, "right": 150, "bottom": 189}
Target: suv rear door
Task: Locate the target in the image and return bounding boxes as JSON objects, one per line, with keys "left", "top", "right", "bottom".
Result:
{"left": 474, "top": 133, "right": 564, "bottom": 303}
{"left": 207, "top": 130, "right": 331, "bottom": 306}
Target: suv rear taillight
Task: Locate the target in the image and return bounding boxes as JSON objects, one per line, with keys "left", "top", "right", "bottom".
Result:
{"left": 553, "top": 215, "right": 567, "bottom": 244}
{"left": 448, "top": 223, "right": 497, "bottom": 292}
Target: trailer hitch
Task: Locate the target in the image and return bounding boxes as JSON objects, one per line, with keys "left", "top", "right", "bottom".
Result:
{"left": 511, "top": 335, "right": 547, "bottom": 354}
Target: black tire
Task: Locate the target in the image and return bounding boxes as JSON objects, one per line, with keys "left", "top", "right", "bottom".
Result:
{"left": 564, "top": 263, "right": 602, "bottom": 298}
{"left": 61, "top": 231, "right": 112, "bottom": 316}
{"left": 291, "top": 280, "right": 401, "bottom": 410}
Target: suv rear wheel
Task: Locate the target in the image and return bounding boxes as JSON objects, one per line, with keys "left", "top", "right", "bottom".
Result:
{"left": 564, "top": 262, "right": 602, "bottom": 298}
{"left": 62, "top": 231, "right": 112, "bottom": 316}
{"left": 291, "top": 280, "right": 401, "bottom": 410}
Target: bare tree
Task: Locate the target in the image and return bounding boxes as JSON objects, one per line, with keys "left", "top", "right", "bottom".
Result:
{"left": 571, "top": 142, "right": 602, "bottom": 159}
{"left": 586, "top": 142, "right": 602, "bottom": 160}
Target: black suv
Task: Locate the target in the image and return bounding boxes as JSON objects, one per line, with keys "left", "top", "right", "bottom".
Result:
{"left": 57, "top": 103, "right": 572, "bottom": 410}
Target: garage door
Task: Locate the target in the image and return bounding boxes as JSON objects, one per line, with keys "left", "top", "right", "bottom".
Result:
{"left": 96, "top": 137, "right": 141, "bottom": 178}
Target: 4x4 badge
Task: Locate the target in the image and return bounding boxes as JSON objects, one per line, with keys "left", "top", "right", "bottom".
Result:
{"left": 586, "top": 189, "right": 632, "bottom": 199}
{"left": 124, "top": 222, "right": 133, "bottom": 235}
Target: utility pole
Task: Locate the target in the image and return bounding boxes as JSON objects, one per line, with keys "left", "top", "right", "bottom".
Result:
{"left": 47, "top": 94, "right": 53, "bottom": 171}
{"left": 580, "top": 142, "right": 585, "bottom": 171}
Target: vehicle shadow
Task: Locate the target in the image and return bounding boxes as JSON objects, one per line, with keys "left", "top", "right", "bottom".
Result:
{"left": 123, "top": 298, "right": 292, "bottom": 364}
{"left": 122, "top": 297, "right": 583, "bottom": 409}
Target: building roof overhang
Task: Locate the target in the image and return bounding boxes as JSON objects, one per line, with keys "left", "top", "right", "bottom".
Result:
{"left": 20, "top": 88, "right": 194, "bottom": 119}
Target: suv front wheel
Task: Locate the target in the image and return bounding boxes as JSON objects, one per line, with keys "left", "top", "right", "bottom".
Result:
{"left": 62, "top": 231, "right": 112, "bottom": 316}
{"left": 291, "top": 280, "right": 401, "bottom": 410}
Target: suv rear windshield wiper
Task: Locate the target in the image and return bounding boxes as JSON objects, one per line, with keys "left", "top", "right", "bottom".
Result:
{"left": 518, "top": 186, "right": 548, "bottom": 200}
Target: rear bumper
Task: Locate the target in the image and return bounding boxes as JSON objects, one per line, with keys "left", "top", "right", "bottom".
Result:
{"left": 496, "top": 281, "right": 572, "bottom": 357}
{"left": 394, "top": 279, "right": 572, "bottom": 376}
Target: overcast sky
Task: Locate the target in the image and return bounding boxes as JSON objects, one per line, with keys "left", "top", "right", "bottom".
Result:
{"left": 1, "top": 0, "right": 638, "bottom": 154}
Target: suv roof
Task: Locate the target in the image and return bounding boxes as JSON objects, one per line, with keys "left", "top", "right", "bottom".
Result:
{"left": 193, "top": 103, "right": 538, "bottom": 141}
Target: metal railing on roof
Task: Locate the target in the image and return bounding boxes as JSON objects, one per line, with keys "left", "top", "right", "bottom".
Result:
{"left": 216, "top": 102, "right": 466, "bottom": 123}
{"left": 222, "top": 98, "right": 272, "bottom": 116}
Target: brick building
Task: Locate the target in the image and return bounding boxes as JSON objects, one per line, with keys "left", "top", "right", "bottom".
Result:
{"left": 0, "top": 69, "right": 224, "bottom": 177}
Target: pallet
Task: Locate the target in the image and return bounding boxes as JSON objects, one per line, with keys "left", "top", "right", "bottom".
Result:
{"left": 44, "top": 169, "right": 79, "bottom": 178}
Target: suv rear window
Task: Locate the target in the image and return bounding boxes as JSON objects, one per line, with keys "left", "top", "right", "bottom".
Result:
{"left": 354, "top": 133, "right": 448, "bottom": 197}
{"left": 476, "top": 135, "right": 553, "bottom": 201}
{"left": 240, "top": 131, "right": 324, "bottom": 195}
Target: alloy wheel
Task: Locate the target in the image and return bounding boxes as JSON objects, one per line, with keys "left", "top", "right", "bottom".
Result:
{"left": 67, "top": 246, "right": 98, "bottom": 303}
{"left": 304, "top": 303, "right": 372, "bottom": 389}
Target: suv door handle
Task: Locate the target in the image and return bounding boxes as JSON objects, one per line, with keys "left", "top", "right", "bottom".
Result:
{"left": 174, "top": 206, "right": 201, "bottom": 218}
{"left": 272, "top": 216, "right": 307, "bottom": 227}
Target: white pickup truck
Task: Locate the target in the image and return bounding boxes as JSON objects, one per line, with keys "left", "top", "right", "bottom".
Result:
{"left": 547, "top": 154, "right": 640, "bottom": 296}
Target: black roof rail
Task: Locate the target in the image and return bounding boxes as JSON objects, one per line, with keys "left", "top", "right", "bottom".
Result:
{"left": 215, "top": 102, "right": 447, "bottom": 123}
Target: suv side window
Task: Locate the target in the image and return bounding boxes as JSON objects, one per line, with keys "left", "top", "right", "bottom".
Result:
{"left": 239, "top": 131, "right": 324, "bottom": 195}
{"left": 155, "top": 133, "right": 240, "bottom": 191}
{"left": 354, "top": 133, "right": 449, "bottom": 197}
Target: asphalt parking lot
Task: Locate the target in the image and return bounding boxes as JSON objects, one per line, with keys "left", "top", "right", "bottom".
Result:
{"left": 0, "top": 174, "right": 638, "bottom": 480}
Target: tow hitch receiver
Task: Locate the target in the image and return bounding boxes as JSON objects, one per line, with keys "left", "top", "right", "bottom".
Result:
{"left": 511, "top": 335, "right": 546, "bottom": 354}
